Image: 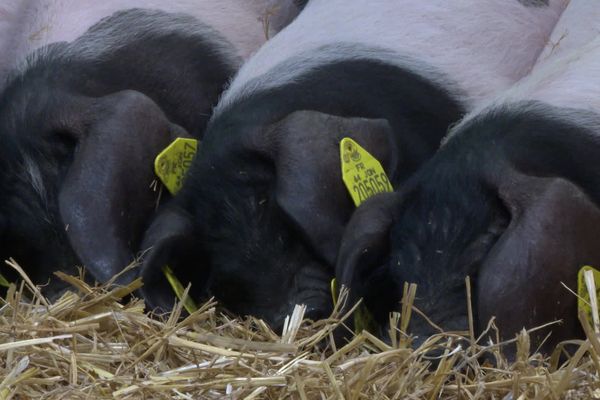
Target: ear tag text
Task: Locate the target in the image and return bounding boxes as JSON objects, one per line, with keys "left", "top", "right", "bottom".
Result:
{"left": 578, "top": 265, "right": 600, "bottom": 330}
{"left": 335, "top": 137, "right": 393, "bottom": 334}
{"left": 155, "top": 138, "right": 198, "bottom": 195}
{"left": 162, "top": 265, "right": 198, "bottom": 314}
{"left": 340, "top": 137, "right": 393, "bottom": 207}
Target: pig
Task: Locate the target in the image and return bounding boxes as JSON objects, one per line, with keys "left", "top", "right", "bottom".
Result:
{"left": 0, "top": 1, "right": 301, "bottom": 294}
{"left": 335, "top": 1, "right": 600, "bottom": 352}
{"left": 139, "top": 0, "right": 568, "bottom": 330}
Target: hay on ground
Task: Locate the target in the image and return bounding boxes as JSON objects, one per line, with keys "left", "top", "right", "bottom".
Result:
{"left": 0, "top": 259, "right": 599, "bottom": 399}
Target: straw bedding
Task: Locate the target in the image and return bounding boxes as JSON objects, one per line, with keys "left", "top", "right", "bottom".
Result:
{"left": 1, "top": 259, "right": 599, "bottom": 399}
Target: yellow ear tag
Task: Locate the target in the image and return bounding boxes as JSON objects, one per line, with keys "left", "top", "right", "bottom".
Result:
{"left": 338, "top": 137, "right": 393, "bottom": 334}
{"left": 154, "top": 138, "right": 198, "bottom": 195}
{"left": 331, "top": 278, "right": 338, "bottom": 308}
{"left": 340, "top": 137, "right": 393, "bottom": 207}
{"left": 354, "top": 302, "right": 379, "bottom": 335}
{"left": 0, "top": 272, "right": 10, "bottom": 288}
{"left": 162, "top": 265, "right": 198, "bottom": 314}
{"left": 577, "top": 265, "right": 600, "bottom": 329}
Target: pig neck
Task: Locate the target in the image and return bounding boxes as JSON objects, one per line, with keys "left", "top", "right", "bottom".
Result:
{"left": 207, "top": 43, "right": 467, "bottom": 176}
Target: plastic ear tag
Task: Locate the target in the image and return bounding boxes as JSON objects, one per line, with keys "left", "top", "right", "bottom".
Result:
{"left": 331, "top": 277, "right": 378, "bottom": 334}
{"left": 338, "top": 138, "right": 393, "bottom": 333}
{"left": 331, "top": 278, "right": 338, "bottom": 308}
{"left": 0, "top": 272, "right": 10, "bottom": 288}
{"left": 162, "top": 265, "right": 198, "bottom": 314}
{"left": 340, "top": 137, "right": 393, "bottom": 207}
{"left": 354, "top": 302, "right": 379, "bottom": 335}
{"left": 154, "top": 138, "right": 198, "bottom": 195}
{"left": 578, "top": 265, "right": 600, "bottom": 328}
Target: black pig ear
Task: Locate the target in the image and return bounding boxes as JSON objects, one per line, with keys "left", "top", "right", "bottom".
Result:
{"left": 138, "top": 205, "right": 209, "bottom": 312}
{"left": 506, "top": 128, "right": 600, "bottom": 205}
{"left": 470, "top": 106, "right": 600, "bottom": 208}
{"left": 272, "top": 111, "right": 397, "bottom": 265}
{"left": 58, "top": 90, "right": 188, "bottom": 285}
{"left": 335, "top": 192, "right": 398, "bottom": 309}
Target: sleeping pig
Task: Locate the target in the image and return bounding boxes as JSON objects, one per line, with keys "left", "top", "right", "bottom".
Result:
{"left": 0, "top": 1, "right": 300, "bottom": 294}
{"left": 140, "top": 0, "right": 568, "bottom": 329}
{"left": 335, "top": 1, "right": 600, "bottom": 351}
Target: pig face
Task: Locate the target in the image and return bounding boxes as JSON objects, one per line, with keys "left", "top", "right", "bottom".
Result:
{"left": 140, "top": 110, "right": 400, "bottom": 328}
{"left": 0, "top": 9, "right": 240, "bottom": 290}
{"left": 0, "top": 83, "right": 185, "bottom": 288}
{"left": 336, "top": 103, "right": 600, "bottom": 350}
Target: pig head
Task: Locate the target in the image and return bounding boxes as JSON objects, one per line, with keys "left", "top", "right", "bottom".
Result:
{"left": 0, "top": 9, "right": 240, "bottom": 292}
{"left": 336, "top": 103, "right": 600, "bottom": 352}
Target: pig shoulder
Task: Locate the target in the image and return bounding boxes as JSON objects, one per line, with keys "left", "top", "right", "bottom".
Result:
{"left": 456, "top": 37, "right": 600, "bottom": 134}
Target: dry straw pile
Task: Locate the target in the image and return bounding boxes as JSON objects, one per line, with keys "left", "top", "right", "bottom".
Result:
{"left": 1, "top": 259, "right": 600, "bottom": 399}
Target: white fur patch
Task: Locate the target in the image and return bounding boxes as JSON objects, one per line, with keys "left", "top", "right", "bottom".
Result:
{"left": 534, "top": 1, "right": 600, "bottom": 64}
{"left": 0, "top": 1, "right": 28, "bottom": 81}
{"left": 449, "top": 1, "right": 600, "bottom": 137}
{"left": 3, "top": 0, "right": 299, "bottom": 78}
{"left": 221, "top": 0, "right": 567, "bottom": 111}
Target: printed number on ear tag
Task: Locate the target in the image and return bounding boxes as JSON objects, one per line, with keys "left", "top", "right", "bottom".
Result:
{"left": 154, "top": 138, "right": 198, "bottom": 195}
{"left": 340, "top": 137, "right": 393, "bottom": 207}
{"left": 578, "top": 265, "right": 600, "bottom": 329}
{"left": 162, "top": 265, "right": 198, "bottom": 314}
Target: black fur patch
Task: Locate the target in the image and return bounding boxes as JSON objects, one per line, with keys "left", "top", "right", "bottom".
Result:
{"left": 360, "top": 133, "right": 510, "bottom": 330}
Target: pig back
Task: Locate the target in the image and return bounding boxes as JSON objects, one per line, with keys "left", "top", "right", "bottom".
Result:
{"left": 220, "top": 0, "right": 568, "bottom": 112}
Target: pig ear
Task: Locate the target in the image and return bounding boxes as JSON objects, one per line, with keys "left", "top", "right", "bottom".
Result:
{"left": 273, "top": 112, "right": 396, "bottom": 264}
{"left": 494, "top": 108, "right": 600, "bottom": 206}
{"left": 58, "top": 90, "right": 187, "bottom": 285}
{"left": 138, "top": 205, "right": 209, "bottom": 312}
{"left": 335, "top": 192, "right": 398, "bottom": 311}
{"left": 477, "top": 178, "right": 600, "bottom": 349}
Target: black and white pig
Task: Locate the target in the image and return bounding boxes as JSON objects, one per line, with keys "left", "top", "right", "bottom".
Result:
{"left": 140, "top": 0, "right": 568, "bottom": 329}
{"left": 0, "top": 0, "right": 301, "bottom": 294}
{"left": 335, "top": 1, "right": 600, "bottom": 351}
